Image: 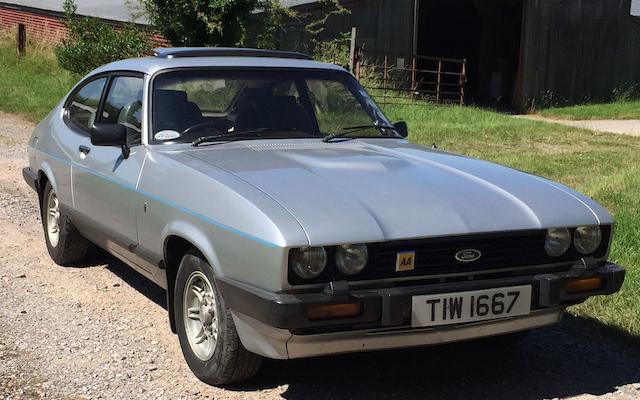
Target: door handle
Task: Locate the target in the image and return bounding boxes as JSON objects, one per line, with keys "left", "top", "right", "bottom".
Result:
{"left": 79, "top": 145, "right": 91, "bottom": 155}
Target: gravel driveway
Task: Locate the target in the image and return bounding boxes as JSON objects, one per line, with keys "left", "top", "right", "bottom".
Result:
{"left": 0, "top": 111, "right": 639, "bottom": 400}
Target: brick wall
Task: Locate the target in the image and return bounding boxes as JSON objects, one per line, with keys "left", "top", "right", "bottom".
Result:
{"left": 0, "top": 5, "right": 169, "bottom": 47}
{"left": 0, "top": 6, "right": 68, "bottom": 44}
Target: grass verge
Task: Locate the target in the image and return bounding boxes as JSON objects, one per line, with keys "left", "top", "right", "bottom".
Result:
{"left": 538, "top": 101, "right": 640, "bottom": 120}
{"left": 1, "top": 39, "right": 639, "bottom": 336}
{"left": 0, "top": 37, "right": 78, "bottom": 122}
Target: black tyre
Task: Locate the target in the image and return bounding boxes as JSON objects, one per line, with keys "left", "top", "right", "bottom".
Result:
{"left": 41, "top": 181, "right": 93, "bottom": 266}
{"left": 174, "top": 251, "right": 262, "bottom": 385}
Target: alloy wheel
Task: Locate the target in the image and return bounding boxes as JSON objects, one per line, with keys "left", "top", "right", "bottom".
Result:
{"left": 183, "top": 271, "right": 219, "bottom": 361}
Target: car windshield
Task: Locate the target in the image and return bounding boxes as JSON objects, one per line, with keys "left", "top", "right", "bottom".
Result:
{"left": 151, "top": 69, "right": 395, "bottom": 144}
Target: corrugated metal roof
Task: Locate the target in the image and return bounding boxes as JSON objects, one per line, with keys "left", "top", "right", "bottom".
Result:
{"left": 279, "top": 0, "right": 318, "bottom": 7}
{"left": 1, "top": 0, "right": 147, "bottom": 23}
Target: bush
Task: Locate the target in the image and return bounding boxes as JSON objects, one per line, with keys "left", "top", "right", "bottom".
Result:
{"left": 55, "top": 0, "right": 152, "bottom": 75}
{"left": 142, "top": 0, "right": 259, "bottom": 47}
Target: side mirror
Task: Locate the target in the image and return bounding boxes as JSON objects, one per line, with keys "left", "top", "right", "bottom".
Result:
{"left": 91, "top": 123, "right": 130, "bottom": 159}
{"left": 91, "top": 123, "right": 127, "bottom": 146}
{"left": 393, "top": 121, "right": 408, "bottom": 138}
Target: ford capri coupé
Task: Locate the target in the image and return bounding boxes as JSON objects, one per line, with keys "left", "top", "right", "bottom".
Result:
{"left": 23, "top": 48, "right": 624, "bottom": 384}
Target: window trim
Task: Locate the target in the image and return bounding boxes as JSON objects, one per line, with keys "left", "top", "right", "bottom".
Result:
{"left": 100, "top": 73, "right": 146, "bottom": 146}
{"left": 63, "top": 70, "right": 145, "bottom": 137}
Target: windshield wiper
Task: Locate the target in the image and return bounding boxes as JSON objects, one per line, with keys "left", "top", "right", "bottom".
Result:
{"left": 192, "top": 128, "right": 301, "bottom": 147}
{"left": 322, "top": 124, "right": 399, "bottom": 143}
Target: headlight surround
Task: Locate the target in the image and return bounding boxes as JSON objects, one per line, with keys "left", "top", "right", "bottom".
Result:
{"left": 335, "top": 244, "right": 368, "bottom": 275}
{"left": 289, "top": 247, "right": 327, "bottom": 279}
{"left": 545, "top": 228, "right": 571, "bottom": 257}
{"left": 574, "top": 225, "right": 602, "bottom": 254}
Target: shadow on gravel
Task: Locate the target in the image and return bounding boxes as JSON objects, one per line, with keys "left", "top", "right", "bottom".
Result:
{"left": 91, "top": 252, "right": 167, "bottom": 310}
{"left": 83, "top": 253, "right": 640, "bottom": 400}
{"left": 236, "top": 316, "right": 640, "bottom": 400}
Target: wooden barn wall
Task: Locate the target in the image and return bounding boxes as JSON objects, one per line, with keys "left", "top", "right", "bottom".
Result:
{"left": 515, "top": 0, "right": 640, "bottom": 110}
{"left": 277, "top": 0, "right": 416, "bottom": 55}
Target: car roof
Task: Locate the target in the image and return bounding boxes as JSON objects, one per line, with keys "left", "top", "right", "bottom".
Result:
{"left": 89, "top": 55, "right": 348, "bottom": 77}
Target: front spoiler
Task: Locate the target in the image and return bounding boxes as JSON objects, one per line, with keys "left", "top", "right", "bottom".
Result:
{"left": 22, "top": 167, "right": 38, "bottom": 192}
{"left": 217, "top": 261, "right": 624, "bottom": 332}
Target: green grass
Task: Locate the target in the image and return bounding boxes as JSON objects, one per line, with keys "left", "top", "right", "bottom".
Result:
{"left": 538, "top": 100, "right": 640, "bottom": 120}
{"left": 1, "top": 39, "right": 639, "bottom": 336}
{"left": 385, "top": 103, "right": 640, "bottom": 335}
{"left": 0, "top": 38, "right": 78, "bottom": 122}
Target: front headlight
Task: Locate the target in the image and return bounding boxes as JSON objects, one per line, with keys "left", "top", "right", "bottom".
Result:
{"left": 574, "top": 225, "right": 602, "bottom": 254}
{"left": 289, "top": 247, "right": 327, "bottom": 279}
{"left": 545, "top": 228, "right": 571, "bottom": 257}
{"left": 335, "top": 244, "right": 368, "bottom": 275}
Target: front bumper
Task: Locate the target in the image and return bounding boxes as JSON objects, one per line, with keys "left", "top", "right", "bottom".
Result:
{"left": 217, "top": 261, "right": 624, "bottom": 333}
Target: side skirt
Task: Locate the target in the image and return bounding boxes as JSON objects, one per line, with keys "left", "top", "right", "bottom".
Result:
{"left": 67, "top": 207, "right": 167, "bottom": 290}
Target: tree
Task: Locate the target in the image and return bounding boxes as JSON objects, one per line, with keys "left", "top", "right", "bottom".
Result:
{"left": 141, "top": 0, "right": 259, "bottom": 46}
{"left": 55, "top": 0, "right": 151, "bottom": 75}
{"left": 142, "top": 0, "right": 350, "bottom": 52}
{"left": 253, "top": 0, "right": 350, "bottom": 57}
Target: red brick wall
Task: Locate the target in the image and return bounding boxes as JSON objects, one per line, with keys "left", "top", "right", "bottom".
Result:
{"left": 0, "top": 6, "right": 68, "bottom": 44}
{"left": 0, "top": 5, "right": 169, "bottom": 47}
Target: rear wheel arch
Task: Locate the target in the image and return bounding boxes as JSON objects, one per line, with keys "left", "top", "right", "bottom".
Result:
{"left": 36, "top": 162, "right": 58, "bottom": 207}
{"left": 37, "top": 170, "right": 49, "bottom": 206}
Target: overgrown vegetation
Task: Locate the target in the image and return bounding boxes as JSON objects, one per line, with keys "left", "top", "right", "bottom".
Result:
{"left": 141, "top": 0, "right": 257, "bottom": 47}
{"left": 141, "top": 0, "right": 350, "bottom": 62}
{"left": 1, "top": 38, "right": 639, "bottom": 335}
{"left": 55, "top": 0, "right": 152, "bottom": 75}
{"left": 0, "top": 35, "right": 77, "bottom": 121}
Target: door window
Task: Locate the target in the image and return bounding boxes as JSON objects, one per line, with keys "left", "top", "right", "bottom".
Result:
{"left": 102, "top": 76, "right": 145, "bottom": 145}
{"left": 67, "top": 77, "right": 107, "bottom": 132}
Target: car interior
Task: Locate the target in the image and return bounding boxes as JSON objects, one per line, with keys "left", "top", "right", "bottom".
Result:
{"left": 152, "top": 83, "right": 321, "bottom": 142}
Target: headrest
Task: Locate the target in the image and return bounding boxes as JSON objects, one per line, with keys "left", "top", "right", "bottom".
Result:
{"left": 155, "top": 89, "right": 188, "bottom": 105}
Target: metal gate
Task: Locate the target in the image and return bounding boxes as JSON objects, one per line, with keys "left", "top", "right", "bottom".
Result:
{"left": 353, "top": 49, "right": 467, "bottom": 106}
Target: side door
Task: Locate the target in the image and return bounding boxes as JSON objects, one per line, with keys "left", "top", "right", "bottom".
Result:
{"left": 55, "top": 76, "right": 109, "bottom": 213}
{"left": 70, "top": 73, "right": 147, "bottom": 258}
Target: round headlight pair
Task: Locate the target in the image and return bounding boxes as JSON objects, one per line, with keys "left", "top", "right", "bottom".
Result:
{"left": 289, "top": 244, "right": 369, "bottom": 280}
{"left": 544, "top": 226, "right": 602, "bottom": 257}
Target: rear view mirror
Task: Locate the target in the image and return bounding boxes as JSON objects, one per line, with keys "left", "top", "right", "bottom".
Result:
{"left": 91, "top": 123, "right": 130, "bottom": 159}
{"left": 393, "top": 121, "right": 408, "bottom": 138}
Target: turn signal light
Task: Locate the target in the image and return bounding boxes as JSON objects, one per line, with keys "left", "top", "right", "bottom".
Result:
{"left": 565, "top": 277, "right": 603, "bottom": 294}
{"left": 306, "top": 303, "right": 362, "bottom": 320}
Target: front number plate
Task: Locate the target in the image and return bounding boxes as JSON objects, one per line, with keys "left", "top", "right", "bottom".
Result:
{"left": 411, "top": 285, "right": 532, "bottom": 327}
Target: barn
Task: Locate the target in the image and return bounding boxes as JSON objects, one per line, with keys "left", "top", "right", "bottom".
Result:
{"left": 280, "top": 0, "right": 640, "bottom": 110}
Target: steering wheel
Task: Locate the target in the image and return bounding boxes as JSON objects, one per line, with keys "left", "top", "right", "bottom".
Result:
{"left": 181, "top": 120, "right": 226, "bottom": 136}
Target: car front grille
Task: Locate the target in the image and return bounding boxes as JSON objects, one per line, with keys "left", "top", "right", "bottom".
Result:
{"left": 288, "top": 227, "right": 611, "bottom": 285}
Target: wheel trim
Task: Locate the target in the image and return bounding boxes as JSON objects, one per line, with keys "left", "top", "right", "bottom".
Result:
{"left": 46, "top": 190, "right": 60, "bottom": 248}
{"left": 183, "top": 271, "right": 218, "bottom": 361}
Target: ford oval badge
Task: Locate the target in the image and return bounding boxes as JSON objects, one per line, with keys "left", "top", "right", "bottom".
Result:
{"left": 455, "top": 249, "right": 482, "bottom": 263}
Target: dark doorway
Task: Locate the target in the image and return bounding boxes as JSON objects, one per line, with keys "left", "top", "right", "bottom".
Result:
{"left": 417, "top": 0, "right": 523, "bottom": 106}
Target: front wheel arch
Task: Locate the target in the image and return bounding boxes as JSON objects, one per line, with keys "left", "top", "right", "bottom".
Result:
{"left": 163, "top": 235, "right": 211, "bottom": 333}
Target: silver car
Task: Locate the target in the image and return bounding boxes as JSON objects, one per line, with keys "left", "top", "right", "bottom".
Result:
{"left": 23, "top": 48, "right": 624, "bottom": 385}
